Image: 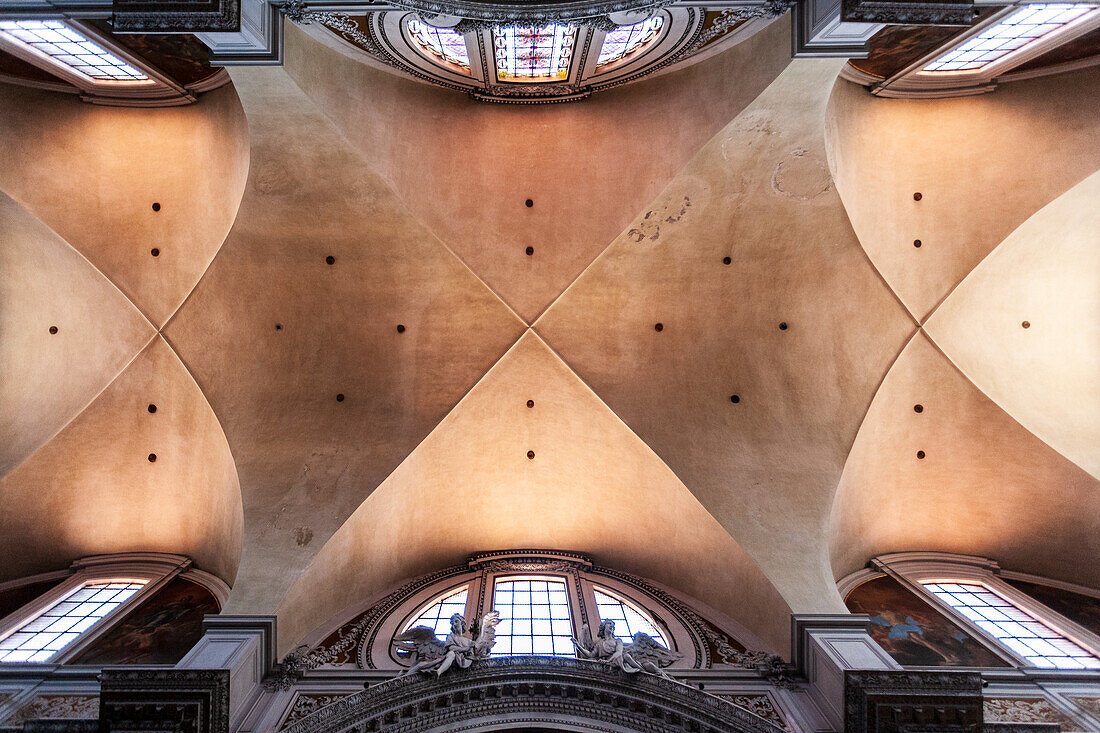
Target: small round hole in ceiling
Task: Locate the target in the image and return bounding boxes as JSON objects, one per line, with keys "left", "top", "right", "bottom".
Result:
{"left": 148, "top": 453, "right": 157, "bottom": 462}
{"left": 525, "top": 246, "right": 534, "bottom": 256}
{"left": 913, "top": 239, "right": 922, "bottom": 248}
{"left": 913, "top": 404, "right": 923, "bottom": 413}
{"left": 396, "top": 324, "right": 406, "bottom": 333}
{"left": 48, "top": 325, "right": 58, "bottom": 334}
{"left": 525, "top": 199, "right": 533, "bottom": 208}
{"left": 526, "top": 399, "right": 534, "bottom": 408}
{"left": 722, "top": 256, "right": 731, "bottom": 265}
{"left": 730, "top": 395, "right": 740, "bottom": 404}
{"left": 916, "top": 450, "right": 926, "bottom": 459}
{"left": 148, "top": 404, "right": 157, "bottom": 413}
{"left": 275, "top": 323, "right": 283, "bottom": 331}
{"left": 336, "top": 393, "right": 345, "bottom": 402}
{"left": 150, "top": 248, "right": 160, "bottom": 257}
{"left": 151, "top": 202, "right": 161, "bottom": 212}
{"left": 1022, "top": 321, "right": 1031, "bottom": 329}
{"left": 325, "top": 255, "right": 335, "bottom": 265}
{"left": 779, "top": 322, "right": 788, "bottom": 331}
{"left": 654, "top": 323, "right": 663, "bottom": 332}
{"left": 527, "top": 450, "right": 535, "bottom": 459}
{"left": 913, "top": 192, "right": 922, "bottom": 201}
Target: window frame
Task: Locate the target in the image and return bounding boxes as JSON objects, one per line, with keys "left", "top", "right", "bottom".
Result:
{"left": 0, "top": 553, "right": 225, "bottom": 666}
{"left": 853, "top": 552, "right": 1100, "bottom": 672}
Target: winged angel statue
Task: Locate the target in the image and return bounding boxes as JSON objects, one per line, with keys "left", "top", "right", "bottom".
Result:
{"left": 392, "top": 611, "right": 501, "bottom": 676}
{"left": 572, "top": 620, "right": 682, "bottom": 679}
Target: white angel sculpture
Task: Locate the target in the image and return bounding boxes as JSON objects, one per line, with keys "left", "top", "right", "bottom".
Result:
{"left": 392, "top": 611, "right": 501, "bottom": 676}
{"left": 572, "top": 619, "right": 682, "bottom": 679}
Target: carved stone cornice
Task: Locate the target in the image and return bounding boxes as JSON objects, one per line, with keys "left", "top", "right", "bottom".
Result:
{"left": 282, "top": 657, "right": 786, "bottom": 733}
{"left": 98, "top": 668, "right": 230, "bottom": 733}
{"left": 844, "top": 670, "right": 982, "bottom": 733}
{"left": 110, "top": 0, "right": 241, "bottom": 32}
{"left": 840, "top": 0, "right": 974, "bottom": 25}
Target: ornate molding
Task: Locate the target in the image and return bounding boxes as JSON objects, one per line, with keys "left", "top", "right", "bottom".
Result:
{"left": 685, "top": 0, "right": 793, "bottom": 53}
{"left": 843, "top": 670, "right": 982, "bottom": 733}
{"left": 111, "top": 0, "right": 241, "bottom": 32}
{"left": 282, "top": 657, "right": 786, "bottom": 733}
{"left": 840, "top": 0, "right": 974, "bottom": 25}
{"left": 98, "top": 668, "right": 230, "bottom": 733}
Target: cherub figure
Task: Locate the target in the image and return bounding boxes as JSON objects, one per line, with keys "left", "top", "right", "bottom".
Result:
{"left": 392, "top": 611, "right": 501, "bottom": 676}
{"left": 572, "top": 619, "right": 681, "bottom": 679}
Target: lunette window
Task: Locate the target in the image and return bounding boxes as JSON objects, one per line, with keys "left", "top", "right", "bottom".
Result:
{"left": 406, "top": 17, "right": 471, "bottom": 69}
{"left": 596, "top": 16, "right": 664, "bottom": 68}
{"left": 0, "top": 20, "right": 148, "bottom": 81}
{"left": 924, "top": 582, "right": 1100, "bottom": 669}
{"left": 592, "top": 587, "right": 668, "bottom": 646}
{"left": 0, "top": 581, "right": 146, "bottom": 663}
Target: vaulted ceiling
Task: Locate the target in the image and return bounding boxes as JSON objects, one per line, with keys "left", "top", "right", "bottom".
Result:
{"left": 1, "top": 14, "right": 1097, "bottom": 659}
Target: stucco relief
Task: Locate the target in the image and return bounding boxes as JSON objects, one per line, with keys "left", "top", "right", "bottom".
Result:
{"left": 3, "top": 694, "right": 99, "bottom": 725}
{"left": 983, "top": 698, "right": 1081, "bottom": 730}
{"left": 281, "top": 694, "right": 348, "bottom": 729}
{"left": 1070, "top": 697, "right": 1100, "bottom": 719}
{"left": 716, "top": 694, "right": 787, "bottom": 729}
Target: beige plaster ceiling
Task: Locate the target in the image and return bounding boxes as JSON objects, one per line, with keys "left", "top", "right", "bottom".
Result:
{"left": 536, "top": 59, "right": 916, "bottom": 616}
{"left": 1, "top": 17, "right": 1098, "bottom": 662}
{"left": 0, "top": 336, "right": 242, "bottom": 583}
{"left": 825, "top": 70, "right": 1100, "bottom": 322}
{"left": 829, "top": 330, "right": 1100, "bottom": 589}
{"left": 278, "top": 331, "right": 792, "bottom": 655}
{"left": 164, "top": 64, "right": 527, "bottom": 615}
{"left": 924, "top": 170, "right": 1100, "bottom": 480}
{"left": 0, "top": 190, "right": 152, "bottom": 477}
{"left": 283, "top": 18, "right": 793, "bottom": 322}
{"left": 0, "top": 83, "right": 249, "bottom": 328}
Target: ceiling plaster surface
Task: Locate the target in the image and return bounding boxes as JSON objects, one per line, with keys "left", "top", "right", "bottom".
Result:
{"left": 165, "top": 66, "right": 526, "bottom": 615}
{"left": 0, "top": 190, "right": 154, "bottom": 478}
{"left": 0, "top": 83, "right": 249, "bottom": 328}
{"left": 825, "top": 67, "right": 1100, "bottom": 322}
{"left": 0, "top": 336, "right": 243, "bottom": 584}
{"left": 277, "top": 331, "right": 792, "bottom": 657}
{"left": 535, "top": 59, "right": 915, "bottom": 617}
{"left": 281, "top": 18, "right": 793, "bottom": 323}
{"left": 924, "top": 170, "right": 1100, "bottom": 480}
{"left": 829, "top": 331, "right": 1100, "bottom": 590}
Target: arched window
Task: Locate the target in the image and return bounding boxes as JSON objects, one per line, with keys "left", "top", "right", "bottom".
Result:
{"left": 492, "top": 24, "right": 577, "bottom": 81}
{"left": 403, "top": 585, "right": 469, "bottom": 636}
{"left": 593, "top": 586, "right": 668, "bottom": 646}
{"left": 924, "top": 582, "right": 1100, "bottom": 670}
{"left": 0, "top": 580, "right": 145, "bottom": 662}
{"left": 406, "top": 17, "right": 470, "bottom": 69}
{"left": 491, "top": 576, "right": 574, "bottom": 656}
{"left": 596, "top": 16, "right": 664, "bottom": 69}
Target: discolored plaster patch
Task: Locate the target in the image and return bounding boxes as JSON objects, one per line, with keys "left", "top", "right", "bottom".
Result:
{"left": 628, "top": 196, "right": 693, "bottom": 243}
{"left": 293, "top": 526, "right": 314, "bottom": 547}
{"left": 771, "top": 148, "right": 832, "bottom": 201}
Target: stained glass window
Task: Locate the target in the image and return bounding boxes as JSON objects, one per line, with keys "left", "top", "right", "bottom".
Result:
{"left": 592, "top": 587, "right": 668, "bottom": 646}
{"left": 403, "top": 586, "right": 469, "bottom": 636}
{"left": 596, "top": 16, "right": 664, "bottom": 68}
{"left": 406, "top": 17, "right": 470, "bottom": 69}
{"left": 923, "top": 4, "right": 1096, "bottom": 71}
{"left": 0, "top": 581, "right": 145, "bottom": 663}
{"left": 925, "top": 582, "right": 1100, "bottom": 669}
{"left": 491, "top": 577, "right": 574, "bottom": 656}
{"left": 0, "top": 20, "right": 148, "bottom": 81}
{"left": 493, "top": 24, "right": 577, "bottom": 81}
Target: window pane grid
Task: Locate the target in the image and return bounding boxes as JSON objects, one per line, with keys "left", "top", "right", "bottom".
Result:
{"left": 0, "top": 20, "right": 148, "bottom": 80}
{"left": 493, "top": 24, "right": 577, "bottom": 81}
{"left": 924, "top": 582, "right": 1100, "bottom": 669}
{"left": 923, "top": 4, "right": 1095, "bottom": 71}
{"left": 0, "top": 581, "right": 145, "bottom": 663}
{"left": 592, "top": 588, "right": 668, "bottom": 646}
{"left": 596, "top": 16, "right": 663, "bottom": 68}
{"left": 403, "top": 586, "right": 469, "bottom": 638}
{"left": 406, "top": 18, "right": 470, "bottom": 69}
{"left": 491, "top": 578, "right": 574, "bottom": 657}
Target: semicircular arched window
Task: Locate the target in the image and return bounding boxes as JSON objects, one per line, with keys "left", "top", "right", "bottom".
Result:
{"left": 403, "top": 585, "right": 469, "bottom": 636}
{"left": 405, "top": 17, "right": 471, "bottom": 70}
{"left": 596, "top": 16, "right": 664, "bottom": 69}
{"left": 592, "top": 586, "right": 668, "bottom": 647}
